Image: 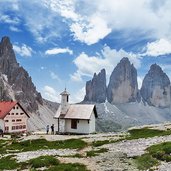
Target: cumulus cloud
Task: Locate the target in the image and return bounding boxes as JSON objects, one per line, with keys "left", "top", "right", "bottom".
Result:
{"left": 0, "top": 14, "right": 20, "bottom": 25}
{"left": 43, "top": 85, "right": 60, "bottom": 102}
{"left": 45, "top": 47, "right": 73, "bottom": 55}
{"left": 43, "top": 0, "right": 171, "bottom": 45}
{"left": 13, "top": 44, "right": 33, "bottom": 57}
{"left": 70, "top": 15, "right": 111, "bottom": 45}
{"left": 43, "top": 0, "right": 111, "bottom": 45}
{"left": 2, "top": 0, "right": 171, "bottom": 44}
{"left": 143, "top": 39, "right": 171, "bottom": 56}
{"left": 50, "top": 71, "right": 61, "bottom": 82}
{"left": 70, "top": 87, "right": 85, "bottom": 103}
{"left": 71, "top": 45, "right": 141, "bottom": 81}
{"left": 9, "top": 26, "right": 21, "bottom": 32}
{"left": 70, "top": 71, "right": 83, "bottom": 82}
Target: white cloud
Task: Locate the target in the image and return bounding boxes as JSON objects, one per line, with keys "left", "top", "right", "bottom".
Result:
{"left": 43, "top": 0, "right": 171, "bottom": 45}
{"left": 9, "top": 26, "right": 21, "bottom": 32}
{"left": 70, "top": 87, "right": 85, "bottom": 103}
{"left": 0, "top": 14, "right": 20, "bottom": 25}
{"left": 71, "top": 45, "right": 141, "bottom": 81}
{"left": 70, "top": 71, "right": 83, "bottom": 82}
{"left": 143, "top": 39, "right": 171, "bottom": 56}
{"left": 2, "top": 0, "right": 171, "bottom": 45}
{"left": 40, "top": 66, "right": 45, "bottom": 70}
{"left": 13, "top": 44, "right": 33, "bottom": 57}
{"left": 137, "top": 76, "right": 143, "bottom": 89}
{"left": 50, "top": 71, "right": 61, "bottom": 82}
{"left": 43, "top": 85, "right": 60, "bottom": 102}
{"left": 43, "top": 0, "right": 111, "bottom": 45}
{"left": 70, "top": 15, "right": 111, "bottom": 45}
{"left": 45, "top": 47, "right": 73, "bottom": 55}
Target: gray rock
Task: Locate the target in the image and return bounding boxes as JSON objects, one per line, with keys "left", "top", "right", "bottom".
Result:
{"left": 84, "top": 69, "right": 106, "bottom": 103}
{"left": 107, "top": 57, "right": 138, "bottom": 104}
{"left": 140, "top": 64, "right": 171, "bottom": 108}
{"left": 0, "top": 36, "right": 43, "bottom": 112}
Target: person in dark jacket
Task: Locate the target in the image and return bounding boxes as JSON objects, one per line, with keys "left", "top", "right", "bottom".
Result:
{"left": 51, "top": 124, "right": 54, "bottom": 135}
{"left": 46, "top": 125, "right": 49, "bottom": 134}
{"left": 0, "top": 129, "right": 3, "bottom": 137}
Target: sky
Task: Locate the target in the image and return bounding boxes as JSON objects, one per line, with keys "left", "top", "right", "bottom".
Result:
{"left": 1, "top": 0, "right": 171, "bottom": 103}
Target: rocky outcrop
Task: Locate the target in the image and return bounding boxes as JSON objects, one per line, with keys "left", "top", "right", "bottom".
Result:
{"left": 0, "top": 36, "right": 43, "bottom": 112}
{"left": 107, "top": 57, "right": 138, "bottom": 104}
{"left": 140, "top": 64, "right": 171, "bottom": 108}
{"left": 84, "top": 69, "right": 106, "bottom": 103}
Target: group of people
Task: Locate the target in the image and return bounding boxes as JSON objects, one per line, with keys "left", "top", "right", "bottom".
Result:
{"left": 46, "top": 124, "right": 54, "bottom": 135}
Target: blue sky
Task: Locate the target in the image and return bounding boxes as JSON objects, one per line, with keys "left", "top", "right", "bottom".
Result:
{"left": 1, "top": 0, "right": 171, "bottom": 103}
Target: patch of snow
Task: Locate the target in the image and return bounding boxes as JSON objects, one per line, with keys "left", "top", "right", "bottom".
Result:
{"left": 2, "top": 74, "right": 8, "bottom": 82}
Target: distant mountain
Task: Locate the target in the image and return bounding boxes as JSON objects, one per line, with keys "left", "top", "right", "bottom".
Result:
{"left": 107, "top": 57, "right": 138, "bottom": 104}
{"left": 141, "top": 64, "right": 171, "bottom": 108}
{"left": 84, "top": 57, "right": 171, "bottom": 108}
{"left": 84, "top": 57, "right": 171, "bottom": 132}
{"left": 84, "top": 69, "right": 106, "bottom": 103}
{"left": 0, "top": 36, "right": 58, "bottom": 131}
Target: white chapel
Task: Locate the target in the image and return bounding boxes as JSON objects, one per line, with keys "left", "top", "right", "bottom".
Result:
{"left": 54, "top": 89, "right": 97, "bottom": 134}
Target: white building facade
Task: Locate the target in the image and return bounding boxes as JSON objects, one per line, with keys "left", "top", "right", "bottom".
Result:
{"left": 0, "top": 101, "right": 29, "bottom": 133}
{"left": 54, "top": 89, "right": 97, "bottom": 134}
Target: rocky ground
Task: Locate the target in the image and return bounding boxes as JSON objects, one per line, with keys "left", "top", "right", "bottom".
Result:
{"left": 1, "top": 131, "right": 171, "bottom": 171}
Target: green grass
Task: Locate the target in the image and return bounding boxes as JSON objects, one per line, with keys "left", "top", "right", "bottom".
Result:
{"left": 134, "top": 141, "right": 171, "bottom": 170}
{"left": 134, "top": 154, "right": 159, "bottom": 170}
{"left": 127, "top": 128, "right": 171, "bottom": 140}
{"left": 27, "top": 156, "right": 60, "bottom": 168}
{"left": 86, "top": 148, "right": 108, "bottom": 157}
{"left": 0, "top": 138, "right": 87, "bottom": 154}
{"left": 147, "top": 142, "right": 171, "bottom": 162}
{"left": 0, "top": 155, "right": 89, "bottom": 171}
{"left": 0, "top": 155, "right": 20, "bottom": 170}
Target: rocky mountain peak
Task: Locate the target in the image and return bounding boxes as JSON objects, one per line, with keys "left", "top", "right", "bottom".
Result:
{"left": 0, "top": 36, "right": 18, "bottom": 74}
{"left": 0, "top": 36, "right": 43, "bottom": 112}
{"left": 140, "top": 64, "right": 171, "bottom": 108}
{"left": 107, "top": 57, "right": 138, "bottom": 104}
{"left": 84, "top": 69, "right": 106, "bottom": 103}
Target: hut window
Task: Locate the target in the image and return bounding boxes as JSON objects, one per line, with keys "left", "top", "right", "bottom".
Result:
{"left": 5, "top": 127, "right": 9, "bottom": 131}
{"left": 71, "top": 119, "right": 77, "bottom": 129}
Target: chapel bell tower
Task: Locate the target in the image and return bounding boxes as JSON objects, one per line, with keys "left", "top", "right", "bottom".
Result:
{"left": 60, "top": 88, "right": 70, "bottom": 114}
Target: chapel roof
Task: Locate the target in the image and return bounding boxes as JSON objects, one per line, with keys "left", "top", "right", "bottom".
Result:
{"left": 54, "top": 104, "right": 98, "bottom": 120}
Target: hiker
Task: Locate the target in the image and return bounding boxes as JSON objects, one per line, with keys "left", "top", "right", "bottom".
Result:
{"left": 46, "top": 125, "right": 49, "bottom": 134}
{"left": 0, "top": 129, "right": 3, "bottom": 137}
{"left": 51, "top": 124, "right": 54, "bottom": 135}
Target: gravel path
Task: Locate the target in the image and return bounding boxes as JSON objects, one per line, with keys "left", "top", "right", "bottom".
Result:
{"left": 105, "top": 135, "right": 171, "bottom": 157}
{"left": 15, "top": 149, "right": 77, "bottom": 162}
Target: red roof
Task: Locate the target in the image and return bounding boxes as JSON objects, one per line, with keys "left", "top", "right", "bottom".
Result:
{"left": 0, "top": 101, "right": 29, "bottom": 119}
